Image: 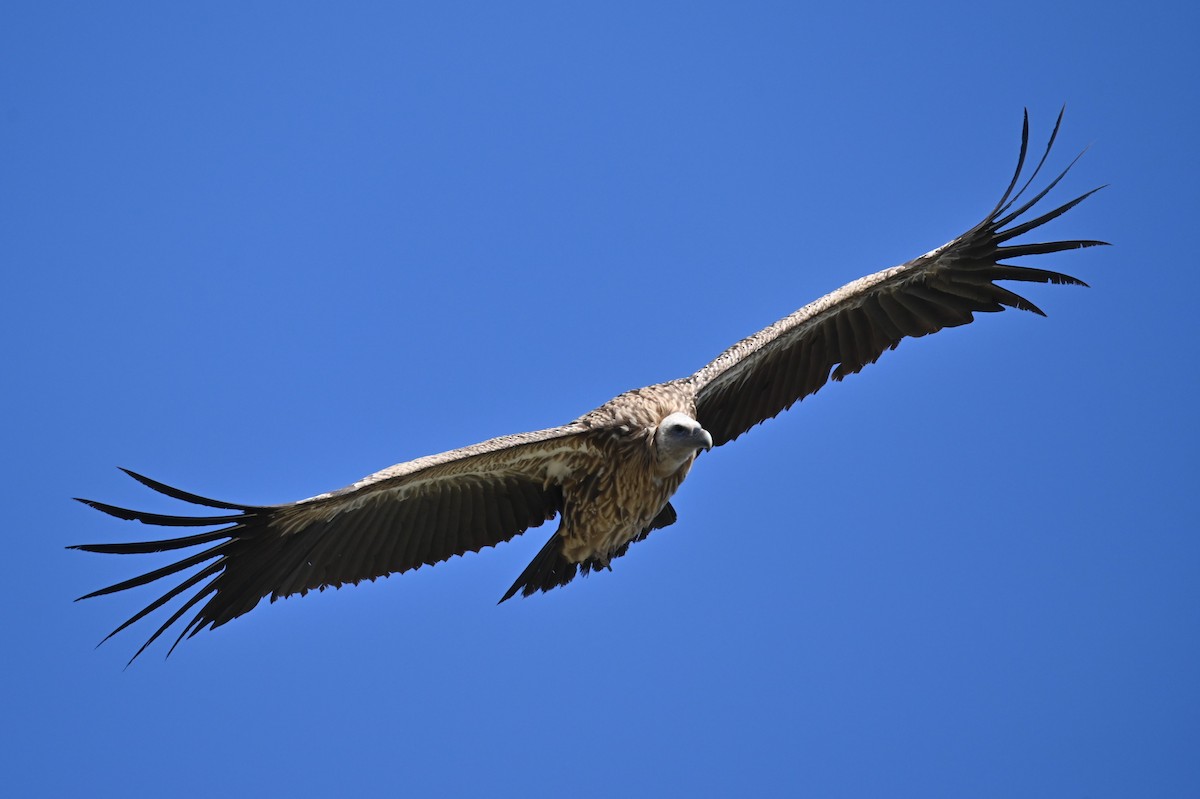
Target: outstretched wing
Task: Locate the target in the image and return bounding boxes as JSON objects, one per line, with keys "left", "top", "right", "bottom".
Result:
{"left": 689, "top": 109, "right": 1106, "bottom": 447}
{"left": 72, "top": 424, "right": 596, "bottom": 663}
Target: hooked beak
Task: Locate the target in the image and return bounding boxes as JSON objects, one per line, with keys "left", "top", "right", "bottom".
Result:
{"left": 695, "top": 427, "right": 713, "bottom": 452}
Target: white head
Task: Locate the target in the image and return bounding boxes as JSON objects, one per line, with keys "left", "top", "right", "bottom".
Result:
{"left": 654, "top": 412, "right": 713, "bottom": 473}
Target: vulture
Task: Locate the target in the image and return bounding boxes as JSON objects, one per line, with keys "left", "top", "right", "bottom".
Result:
{"left": 73, "top": 110, "right": 1105, "bottom": 663}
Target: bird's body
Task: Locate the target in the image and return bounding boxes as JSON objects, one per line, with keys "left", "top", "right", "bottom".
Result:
{"left": 554, "top": 384, "right": 702, "bottom": 565}
{"left": 74, "top": 111, "right": 1107, "bottom": 663}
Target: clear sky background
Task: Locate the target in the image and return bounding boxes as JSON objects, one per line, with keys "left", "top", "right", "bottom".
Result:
{"left": 4, "top": 3, "right": 1197, "bottom": 797}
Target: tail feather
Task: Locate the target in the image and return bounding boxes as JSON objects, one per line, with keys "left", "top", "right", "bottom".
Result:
{"left": 498, "top": 502, "right": 679, "bottom": 603}
{"left": 498, "top": 532, "right": 579, "bottom": 603}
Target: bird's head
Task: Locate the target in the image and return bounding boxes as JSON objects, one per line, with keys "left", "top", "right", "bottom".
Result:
{"left": 653, "top": 412, "right": 713, "bottom": 473}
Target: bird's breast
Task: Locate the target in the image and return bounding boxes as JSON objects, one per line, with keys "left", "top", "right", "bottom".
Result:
{"left": 559, "top": 437, "right": 692, "bottom": 564}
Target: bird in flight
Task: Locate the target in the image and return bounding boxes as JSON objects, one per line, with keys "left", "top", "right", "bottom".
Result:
{"left": 73, "top": 110, "right": 1106, "bottom": 663}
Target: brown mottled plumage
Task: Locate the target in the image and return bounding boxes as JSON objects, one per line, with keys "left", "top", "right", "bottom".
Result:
{"left": 73, "top": 110, "right": 1106, "bottom": 662}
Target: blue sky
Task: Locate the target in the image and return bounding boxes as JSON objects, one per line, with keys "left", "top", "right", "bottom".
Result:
{"left": 4, "top": 2, "right": 1197, "bottom": 797}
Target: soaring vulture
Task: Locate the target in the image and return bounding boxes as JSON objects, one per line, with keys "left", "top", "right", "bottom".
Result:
{"left": 73, "top": 110, "right": 1105, "bottom": 663}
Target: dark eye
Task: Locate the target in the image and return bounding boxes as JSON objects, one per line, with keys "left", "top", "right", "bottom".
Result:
{"left": 670, "top": 423, "right": 687, "bottom": 434}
